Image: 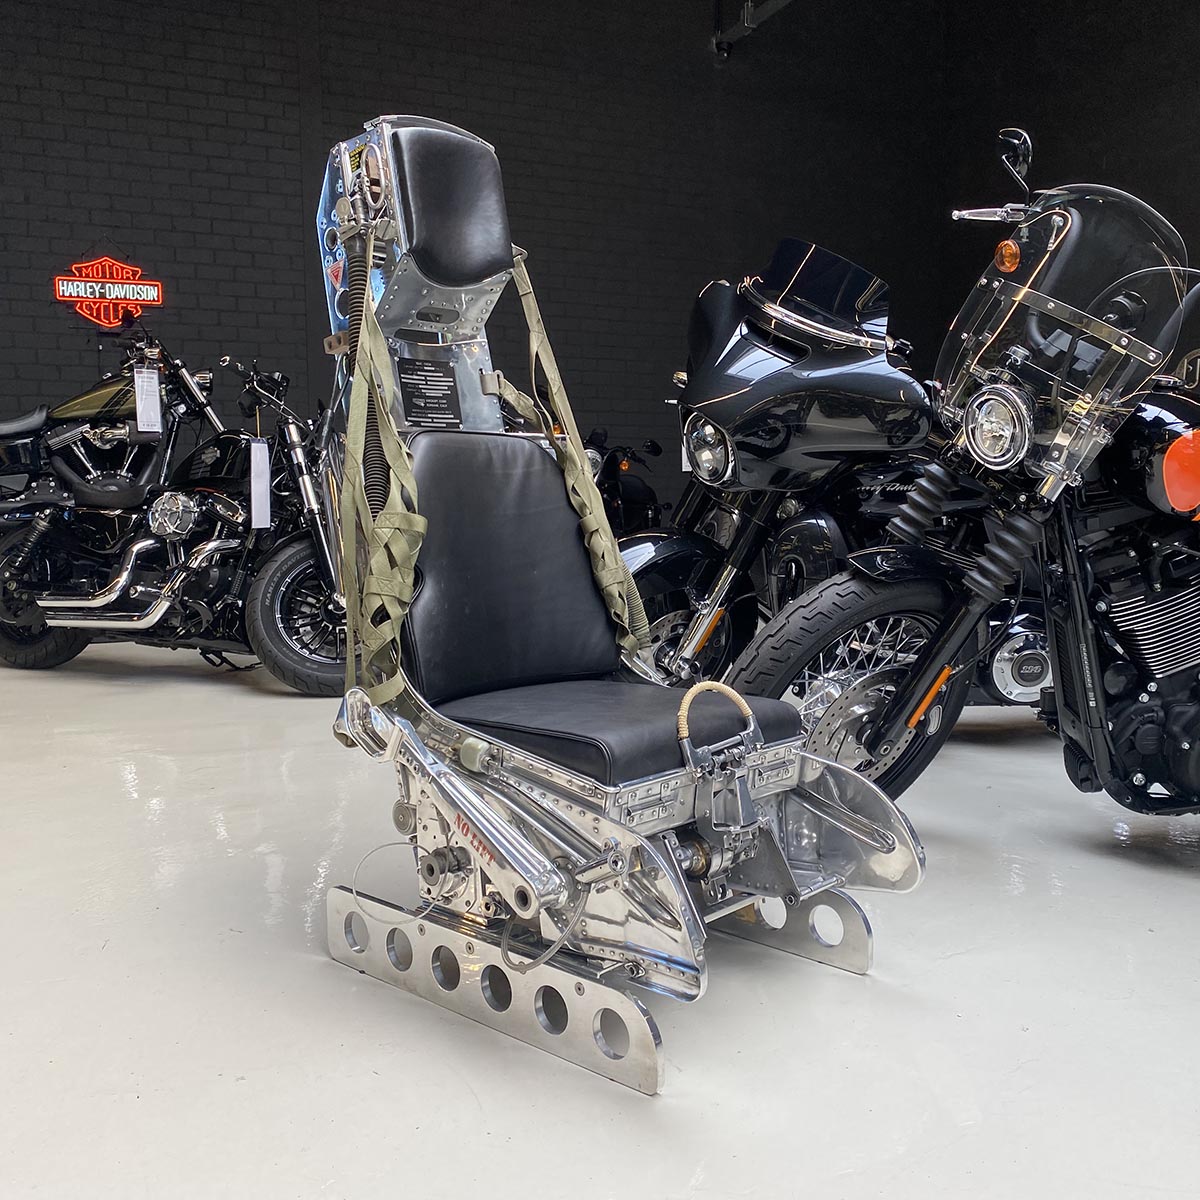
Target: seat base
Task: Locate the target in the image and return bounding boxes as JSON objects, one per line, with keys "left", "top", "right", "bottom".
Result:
{"left": 440, "top": 678, "right": 802, "bottom": 786}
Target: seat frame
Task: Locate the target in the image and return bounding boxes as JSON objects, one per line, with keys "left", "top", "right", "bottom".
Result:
{"left": 332, "top": 654, "right": 924, "bottom": 1094}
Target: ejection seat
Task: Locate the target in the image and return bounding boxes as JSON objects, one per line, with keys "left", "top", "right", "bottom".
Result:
{"left": 401, "top": 429, "right": 801, "bottom": 785}
{"left": 323, "top": 114, "right": 924, "bottom": 1094}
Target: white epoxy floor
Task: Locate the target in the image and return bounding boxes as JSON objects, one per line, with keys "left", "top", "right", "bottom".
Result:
{"left": 3, "top": 644, "right": 1200, "bottom": 1198}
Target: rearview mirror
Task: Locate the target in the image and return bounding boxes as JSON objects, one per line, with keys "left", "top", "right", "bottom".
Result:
{"left": 997, "top": 127, "right": 1033, "bottom": 198}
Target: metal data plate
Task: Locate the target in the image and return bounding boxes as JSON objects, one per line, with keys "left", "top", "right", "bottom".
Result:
{"left": 327, "top": 886, "right": 664, "bottom": 1094}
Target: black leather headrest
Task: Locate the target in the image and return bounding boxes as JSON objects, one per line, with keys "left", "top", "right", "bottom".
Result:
{"left": 402, "top": 432, "right": 621, "bottom": 705}
{"left": 391, "top": 128, "right": 513, "bottom": 288}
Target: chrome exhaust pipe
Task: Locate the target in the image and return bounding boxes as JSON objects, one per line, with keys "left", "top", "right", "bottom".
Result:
{"left": 36, "top": 536, "right": 161, "bottom": 610}
{"left": 44, "top": 538, "right": 240, "bottom": 630}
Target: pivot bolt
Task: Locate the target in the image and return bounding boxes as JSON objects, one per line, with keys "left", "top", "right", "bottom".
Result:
{"left": 1132, "top": 772, "right": 1147, "bottom": 786}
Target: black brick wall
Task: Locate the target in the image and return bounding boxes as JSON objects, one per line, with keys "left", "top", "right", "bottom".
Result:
{"left": 0, "top": 0, "right": 950, "bottom": 501}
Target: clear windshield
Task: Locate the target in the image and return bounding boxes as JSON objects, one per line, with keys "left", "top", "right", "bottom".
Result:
{"left": 935, "top": 185, "right": 1197, "bottom": 497}
{"left": 740, "top": 239, "right": 890, "bottom": 351}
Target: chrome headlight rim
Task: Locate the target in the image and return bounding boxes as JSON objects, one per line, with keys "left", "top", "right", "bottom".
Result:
{"left": 683, "top": 412, "right": 735, "bottom": 485}
{"left": 585, "top": 446, "right": 604, "bottom": 478}
{"left": 961, "top": 383, "right": 1033, "bottom": 471}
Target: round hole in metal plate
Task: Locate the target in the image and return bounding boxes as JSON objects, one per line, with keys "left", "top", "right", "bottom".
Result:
{"left": 593, "top": 1007, "right": 630, "bottom": 1060}
{"left": 480, "top": 964, "right": 513, "bottom": 1012}
{"left": 344, "top": 911, "right": 369, "bottom": 953}
{"left": 386, "top": 927, "right": 413, "bottom": 972}
{"left": 809, "top": 904, "right": 845, "bottom": 948}
{"left": 431, "top": 945, "right": 461, "bottom": 991}
{"left": 534, "top": 985, "right": 568, "bottom": 1035}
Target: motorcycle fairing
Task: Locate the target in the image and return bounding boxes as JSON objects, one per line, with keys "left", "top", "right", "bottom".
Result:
{"left": 935, "top": 185, "right": 1200, "bottom": 498}
{"left": 679, "top": 264, "right": 932, "bottom": 492}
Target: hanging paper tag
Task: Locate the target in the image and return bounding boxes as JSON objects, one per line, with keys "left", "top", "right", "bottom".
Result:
{"left": 134, "top": 368, "right": 162, "bottom": 434}
{"left": 249, "top": 438, "right": 272, "bottom": 529}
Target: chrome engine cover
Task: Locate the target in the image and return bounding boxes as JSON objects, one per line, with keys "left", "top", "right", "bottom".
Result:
{"left": 147, "top": 492, "right": 202, "bottom": 540}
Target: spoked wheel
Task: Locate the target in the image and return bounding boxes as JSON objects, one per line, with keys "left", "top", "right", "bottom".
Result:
{"left": 729, "top": 572, "right": 974, "bottom": 798}
{"left": 246, "top": 540, "right": 347, "bottom": 696}
{"left": 637, "top": 581, "right": 747, "bottom": 680}
{"left": 0, "top": 526, "right": 90, "bottom": 670}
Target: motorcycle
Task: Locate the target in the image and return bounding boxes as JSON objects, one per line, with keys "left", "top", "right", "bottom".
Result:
{"left": 583, "top": 426, "right": 666, "bottom": 535}
{"left": 624, "top": 206, "right": 1050, "bottom": 709}
{"left": 729, "top": 129, "right": 1200, "bottom": 811}
{"left": 0, "top": 324, "right": 347, "bottom": 695}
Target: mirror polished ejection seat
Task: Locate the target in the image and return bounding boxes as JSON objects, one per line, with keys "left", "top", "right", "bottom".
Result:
{"left": 401, "top": 429, "right": 802, "bottom": 784}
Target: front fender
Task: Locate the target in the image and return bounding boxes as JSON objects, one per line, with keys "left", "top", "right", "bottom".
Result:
{"left": 619, "top": 529, "right": 727, "bottom": 595}
{"left": 848, "top": 544, "right": 964, "bottom": 584}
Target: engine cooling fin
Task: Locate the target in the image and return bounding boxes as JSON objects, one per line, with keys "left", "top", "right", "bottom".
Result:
{"left": 1108, "top": 585, "right": 1200, "bottom": 679}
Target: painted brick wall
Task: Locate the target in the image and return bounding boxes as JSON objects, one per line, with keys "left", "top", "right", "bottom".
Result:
{"left": 0, "top": 0, "right": 947, "bottom": 499}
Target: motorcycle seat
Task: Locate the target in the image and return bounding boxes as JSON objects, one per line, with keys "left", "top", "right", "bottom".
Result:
{"left": 402, "top": 430, "right": 801, "bottom": 786}
{"left": 0, "top": 406, "right": 48, "bottom": 437}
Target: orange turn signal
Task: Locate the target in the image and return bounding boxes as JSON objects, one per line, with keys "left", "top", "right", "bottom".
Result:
{"left": 994, "top": 239, "right": 1021, "bottom": 273}
{"left": 619, "top": 458, "right": 630, "bottom": 471}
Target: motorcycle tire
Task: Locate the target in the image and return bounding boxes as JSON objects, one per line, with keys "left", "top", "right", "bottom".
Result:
{"left": 246, "top": 539, "right": 347, "bottom": 698}
{"left": 0, "top": 526, "right": 90, "bottom": 670}
{"left": 728, "top": 571, "right": 973, "bottom": 799}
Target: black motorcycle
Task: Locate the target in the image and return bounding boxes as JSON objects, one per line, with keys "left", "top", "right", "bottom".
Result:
{"left": 730, "top": 130, "right": 1200, "bottom": 812}
{"left": 0, "top": 326, "right": 346, "bottom": 695}
{"left": 624, "top": 211, "right": 1049, "bottom": 709}
{"left": 583, "top": 426, "right": 665, "bottom": 536}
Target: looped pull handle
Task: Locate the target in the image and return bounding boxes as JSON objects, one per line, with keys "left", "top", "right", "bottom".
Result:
{"left": 677, "top": 680, "right": 755, "bottom": 742}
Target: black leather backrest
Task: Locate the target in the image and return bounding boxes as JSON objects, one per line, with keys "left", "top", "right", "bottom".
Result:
{"left": 391, "top": 128, "right": 513, "bottom": 288}
{"left": 403, "top": 432, "right": 621, "bottom": 705}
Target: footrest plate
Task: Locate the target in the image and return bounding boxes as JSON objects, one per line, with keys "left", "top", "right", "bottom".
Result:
{"left": 326, "top": 886, "right": 665, "bottom": 1094}
{"left": 712, "top": 886, "right": 873, "bottom": 975}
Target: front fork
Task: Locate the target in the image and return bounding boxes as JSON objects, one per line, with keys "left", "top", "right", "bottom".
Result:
{"left": 861, "top": 486, "right": 1049, "bottom": 758}
{"left": 665, "top": 491, "right": 775, "bottom": 681}
{"left": 280, "top": 420, "right": 343, "bottom": 606}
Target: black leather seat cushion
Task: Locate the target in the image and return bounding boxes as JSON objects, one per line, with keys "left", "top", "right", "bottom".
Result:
{"left": 391, "top": 127, "right": 513, "bottom": 288}
{"left": 404, "top": 431, "right": 621, "bottom": 705}
{"left": 0, "top": 406, "right": 48, "bottom": 437}
{"left": 442, "top": 680, "right": 802, "bottom": 786}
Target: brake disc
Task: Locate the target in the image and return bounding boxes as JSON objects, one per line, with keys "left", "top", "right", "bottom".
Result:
{"left": 805, "top": 672, "right": 919, "bottom": 781}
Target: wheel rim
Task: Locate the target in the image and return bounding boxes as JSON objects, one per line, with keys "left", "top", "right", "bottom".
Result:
{"left": 272, "top": 559, "right": 345, "bottom": 664}
{"left": 780, "top": 613, "right": 940, "bottom": 780}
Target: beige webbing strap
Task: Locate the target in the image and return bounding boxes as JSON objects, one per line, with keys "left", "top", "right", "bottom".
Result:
{"left": 501, "top": 254, "right": 650, "bottom": 653}
{"left": 340, "top": 234, "right": 427, "bottom": 705}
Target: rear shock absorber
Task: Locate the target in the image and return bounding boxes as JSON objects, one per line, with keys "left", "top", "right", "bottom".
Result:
{"left": 5, "top": 508, "right": 54, "bottom": 572}
{"left": 887, "top": 461, "right": 958, "bottom": 546}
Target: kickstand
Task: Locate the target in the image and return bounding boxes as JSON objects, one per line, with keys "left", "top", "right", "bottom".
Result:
{"left": 200, "top": 650, "right": 258, "bottom": 673}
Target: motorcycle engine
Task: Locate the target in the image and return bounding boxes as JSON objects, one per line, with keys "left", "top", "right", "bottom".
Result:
{"left": 1095, "top": 526, "right": 1200, "bottom": 796}
{"left": 148, "top": 492, "right": 202, "bottom": 540}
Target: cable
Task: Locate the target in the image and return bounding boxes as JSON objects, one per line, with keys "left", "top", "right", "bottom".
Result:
{"left": 499, "top": 883, "right": 591, "bottom": 975}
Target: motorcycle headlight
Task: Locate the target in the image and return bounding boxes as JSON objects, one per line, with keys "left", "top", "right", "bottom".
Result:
{"left": 684, "top": 413, "right": 733, "bottom": 484}
{"left": 962, "top": 384, "right": 1033, "bottom": 470}
{"left": 585, "top": 446, "right": 604, "bottom": 478}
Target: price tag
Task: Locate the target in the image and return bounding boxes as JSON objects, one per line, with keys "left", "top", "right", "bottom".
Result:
{"left": 134, "top": 368, "right": 162, "bottom": 433}
{"left": 249, "top": 438, "right": 271, "bottom": 529}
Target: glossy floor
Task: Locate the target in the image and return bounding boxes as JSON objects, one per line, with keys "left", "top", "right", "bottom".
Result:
{"left": 3, "top": 644, "right": 1199, "bottom": 1198}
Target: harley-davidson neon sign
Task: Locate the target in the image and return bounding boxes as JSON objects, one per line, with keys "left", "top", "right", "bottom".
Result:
{"left": 53, "top": 257, "right": 164, "bottom": 328}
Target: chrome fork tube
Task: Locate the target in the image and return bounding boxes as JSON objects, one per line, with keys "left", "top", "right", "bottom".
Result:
{"left": 282, "top": 420, "right": 343, "bottom": 602}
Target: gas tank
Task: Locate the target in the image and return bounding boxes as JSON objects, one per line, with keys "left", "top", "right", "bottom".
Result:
{"left": 50, "top": 374, "right": 135, "bottom": 422}
{"left": 171, "top": 429, "right": 258, "bottom": 496}
{"left": 680, "top": 279, "right": 932, "bottom": 493}
{"left": 1103, "top": 388, "right": 1200, "bottom": 515}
